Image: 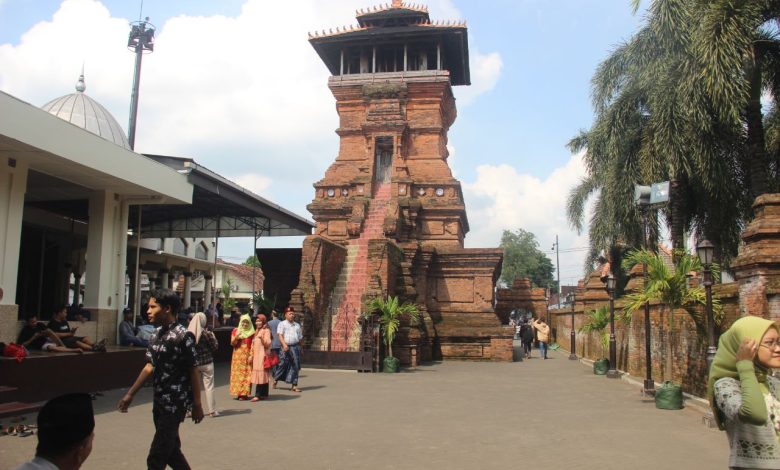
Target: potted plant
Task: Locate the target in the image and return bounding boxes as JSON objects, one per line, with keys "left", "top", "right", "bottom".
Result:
{"left": 622, "top": 249, "right": 722, "bottom": 409}
{"left": 579, "top": 305, "right": 611, "bottom": 374}
{"left": 364, "top": 295, "right": 421, "bottom": 373}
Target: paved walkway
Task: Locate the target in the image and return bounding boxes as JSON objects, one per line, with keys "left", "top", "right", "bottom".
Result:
{"left": 0, "top": 343, "right": 729, "bottom": 469}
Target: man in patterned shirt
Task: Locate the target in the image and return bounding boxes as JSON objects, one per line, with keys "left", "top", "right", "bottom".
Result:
{"left": 118, "top": 288, "right": 204, "bottom": 470}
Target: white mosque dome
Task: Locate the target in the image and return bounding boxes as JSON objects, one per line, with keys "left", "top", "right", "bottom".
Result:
{"left": 41, "top": 74, "right": 131, "bottom": 150}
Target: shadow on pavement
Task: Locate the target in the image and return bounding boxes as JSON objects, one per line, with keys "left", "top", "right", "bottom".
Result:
{"left": 215, "top": 408, "right": 253, "bottom": 417}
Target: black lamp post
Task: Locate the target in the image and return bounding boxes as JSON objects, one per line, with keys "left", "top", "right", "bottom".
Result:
{"left": 568, "top": 292, "right": 577, "bottom": 360}
{"left": 635, "top": 189, "right": 655, "bottom": 392}
{"left": 696, "top": 239, "right": 716, "bottom": 370}
{"left": 606, "top": 274, "right": 619, "bottom": 378}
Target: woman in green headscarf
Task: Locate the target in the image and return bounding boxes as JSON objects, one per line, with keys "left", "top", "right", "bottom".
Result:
{"left": 708, "top": 316, "right": 780, "bottom": 469}
{"left": 229, "top": 314, "right": 255, "bottom": 400}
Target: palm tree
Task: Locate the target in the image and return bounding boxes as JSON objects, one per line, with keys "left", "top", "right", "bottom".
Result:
{"left": 364, "top": 295, "right": 421, "bottom": 360}
{"left": 622, "top": 249, "right": 722, "bottom": 382}
{"left": 579, "top": 305, "right": 611, "bottom": 360}
{"left": 569, "top": 0, "right": 755, "bottom": 273}
{"left": 691, "top": 0, "right": 780, "bottom": 198}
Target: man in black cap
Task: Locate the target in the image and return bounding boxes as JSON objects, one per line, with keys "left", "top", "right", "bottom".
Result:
{"left": 12, "top": 393, "right": 95, "bottom": 470}
{"left": 118, "top": 287, "right": 203, "bottom": 469}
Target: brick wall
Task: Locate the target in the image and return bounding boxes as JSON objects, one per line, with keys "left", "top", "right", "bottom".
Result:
{"left": 290, "top": 236, "right": 347, "bottom": 346}
{"left": 550, "top": 282, "right": 740, "bottom": 398}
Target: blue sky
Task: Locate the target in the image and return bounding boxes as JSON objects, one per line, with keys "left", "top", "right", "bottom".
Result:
{"left": 0, "top": 0, "right": 648, "bottom": 286}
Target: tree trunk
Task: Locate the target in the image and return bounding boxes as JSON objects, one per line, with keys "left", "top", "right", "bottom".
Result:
{"left": 746, "top": 48, "right": 769, "bottom": 199}
{"left": 669, "top": 177, "right": 687, "bottom": 261}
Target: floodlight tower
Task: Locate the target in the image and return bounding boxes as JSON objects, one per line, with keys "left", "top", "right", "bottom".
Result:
{"left": 127, "top": 17, "right": 155, "bottom": 150}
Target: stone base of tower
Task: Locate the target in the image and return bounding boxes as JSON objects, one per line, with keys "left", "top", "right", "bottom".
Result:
{"left": 294, "top": 235, "right": 509, "bottom": 365}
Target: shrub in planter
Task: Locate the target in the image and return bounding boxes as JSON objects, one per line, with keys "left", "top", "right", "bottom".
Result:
{"left": 364, "top": 296, "right": 421, "bottom": 373}
{"left": 579, "top": 306, "right": 611, "bottom": 374}
{"left": 593, "top": 358, "right": 610, "bottom": 375}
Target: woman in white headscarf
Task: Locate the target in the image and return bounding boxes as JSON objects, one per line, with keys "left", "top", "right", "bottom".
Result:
{"left": 188, "top": 312, "right": 220, "bottom": 417}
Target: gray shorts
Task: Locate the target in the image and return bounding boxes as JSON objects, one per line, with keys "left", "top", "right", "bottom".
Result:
{"left": 41, "top": 341, "right": 57, "bottom": 351}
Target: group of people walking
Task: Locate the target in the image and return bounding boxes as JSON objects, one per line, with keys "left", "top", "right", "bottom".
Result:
{"left": 513, "top": 317, "right": 550, "bottom": 360}
{"left": 229, "top": 307, "right": 303, "bottom": 401}
{"left": 111, "top": 288, "right": 304, "bottom": 470}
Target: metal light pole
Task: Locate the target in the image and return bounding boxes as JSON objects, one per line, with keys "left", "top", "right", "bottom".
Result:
{"left": 568, "top": 292, "right": 577, "bottom": 360}
{"left": 640, "top": 205, "right": 654, "bottom": 392}
{"left": 634, "top": 183, "right": 668, "bottom": 392}
{"left": 552, "top": 235, "right": 561, "bottom": 302}
{"left": 127, "top": 17, "right": 155, "bottom": 150}
{"left": 606, "top": 274, "right": 619, "bottom": 378}
{"left": 697, "top": 239, "right": 717, "bottom": 370}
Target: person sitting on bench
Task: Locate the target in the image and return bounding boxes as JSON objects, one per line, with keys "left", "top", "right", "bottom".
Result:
{"left": 47, "top": 306, "right": 106, "bottom": 352}
{"left": 119, "top": 309, "right": 149, "bottom": 347}
{"left": 17, "top": 314, "right": 84, "bottom": 354}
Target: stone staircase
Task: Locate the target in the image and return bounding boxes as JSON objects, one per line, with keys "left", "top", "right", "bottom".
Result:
{"left": 314, "top": 183, "right": 391, "bottom": 351}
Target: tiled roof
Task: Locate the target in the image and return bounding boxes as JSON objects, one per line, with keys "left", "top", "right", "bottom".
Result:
{"left": 308, "top": 20, "right": 466, "bottom": 40}
{"left": 218, "top": 259, "right": 264, "bottom": 292}
{"left": 356, "top": 2, "right": 429, "bottom": 17}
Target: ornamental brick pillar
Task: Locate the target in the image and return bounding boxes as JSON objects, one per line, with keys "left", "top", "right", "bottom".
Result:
{"left": 732, "top": 194, "right": 780, "bottom": 320}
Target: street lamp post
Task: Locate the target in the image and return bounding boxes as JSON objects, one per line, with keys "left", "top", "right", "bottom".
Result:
{"left": 640, "top": 206, "right": 654, "bottom": 392}
{"left": 635, "top": 184, "right": 665, "bottom": 392}
{"left": 568, "top": 292, "right": 577, "bottom": 360}
{"left": 606, "top": 274, "right": 619, "bottom": 378}
{"left": 697, "top": 239, "right": 717, "bottom": 370}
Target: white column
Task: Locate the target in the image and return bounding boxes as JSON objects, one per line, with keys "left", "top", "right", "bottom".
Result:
{"left": 84, "top": 190, "right": 124, "bottom": 310}
{"left": 0, "top": 158, "right": 28, "bottom": 344}
{"left": 204, "top": 274, "right": 213, "bottom": 307}
{"left": 72, "top": 273, "right": 82, "bottom": 306}
{"left": 183, "top": 271, "right": 192, "bottom": 309}
{"left": 0, "top": 158, "right": 28, "bottom": 306}
{"left": 159, "top": 268, "right": 169, "bottom": 292}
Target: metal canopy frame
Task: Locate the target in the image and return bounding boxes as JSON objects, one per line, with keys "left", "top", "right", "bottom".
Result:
{"left": 131, "top": 155, "right": 313, "bottom": 239}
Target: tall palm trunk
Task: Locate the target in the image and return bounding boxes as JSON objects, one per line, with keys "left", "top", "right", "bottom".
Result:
{"left": 669, "top": 177, "right": 687, "bottom": 260}
{"left": 746, "top": 47, "right": 769, "bottom": 199}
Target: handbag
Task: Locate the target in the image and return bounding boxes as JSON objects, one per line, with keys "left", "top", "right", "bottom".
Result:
{"left": 263, "top": 351, "right": 279, "bottom": 369}
{"left": 3, "top": 343, "right": 28, "bottom": 363}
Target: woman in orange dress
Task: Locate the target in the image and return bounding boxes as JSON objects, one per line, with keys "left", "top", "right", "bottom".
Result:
{"left": 229, "top": 314, "right": 254, "bottom": 400}
{"left": 250, "top": 314, "right": 273, "bottom": 402}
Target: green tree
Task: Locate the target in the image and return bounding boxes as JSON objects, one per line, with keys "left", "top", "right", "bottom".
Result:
{"left": 218, "top": 275, "right": 236, "bottom": 313}
{"left": 622, "top": 249, "right": 722, "bottom": 381}
{"left": 244, "top": 255, "right": 261, "bottom": 267}
{"left": 499, "top": 229, "right": 556, "bottom": 290}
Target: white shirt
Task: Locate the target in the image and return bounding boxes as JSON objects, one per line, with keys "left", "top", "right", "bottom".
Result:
{"left": 12, "top": 456, "right": 59, "bottom": 470}
{"left": 277, "top": 320, "right": 302, "bottom": 345}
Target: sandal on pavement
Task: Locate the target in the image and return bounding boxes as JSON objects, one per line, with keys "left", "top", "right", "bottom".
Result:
{"left": 291, "top": 387, "right": 301, "bottom": 393}
{"left": 250, "top": 397, "right": 260, "bottom": 402}
{"left": 272, "top": 381, "right": 278, "bottom": 389}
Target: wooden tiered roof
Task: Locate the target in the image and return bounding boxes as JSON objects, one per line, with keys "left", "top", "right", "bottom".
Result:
{"left": 308, "top": 1, "right": 470, "bottom": 86}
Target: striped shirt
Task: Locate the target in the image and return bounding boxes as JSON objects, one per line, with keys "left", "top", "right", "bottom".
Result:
{"left": 277, "top": 320, "right": 302, "bottom": 346}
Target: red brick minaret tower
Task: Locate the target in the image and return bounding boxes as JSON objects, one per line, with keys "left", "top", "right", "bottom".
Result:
{"left": 294, "top": 2, "right": 505, "bottom": 362}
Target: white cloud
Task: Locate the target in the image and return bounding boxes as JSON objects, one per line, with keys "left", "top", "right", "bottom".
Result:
{"left": 453, "top": 49, "right": 503, "bottom": 105}
{"left": 463, "top": 150, "right": 591, "bottom": 285}
{"left": 0, "top": 0, "right": 501, "bottom": 195}
{"left": 0, "top": 0, "right": 507, "bottom": 256}
{"left": 232, "top": 173, "right": 272, "bottom": 199}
